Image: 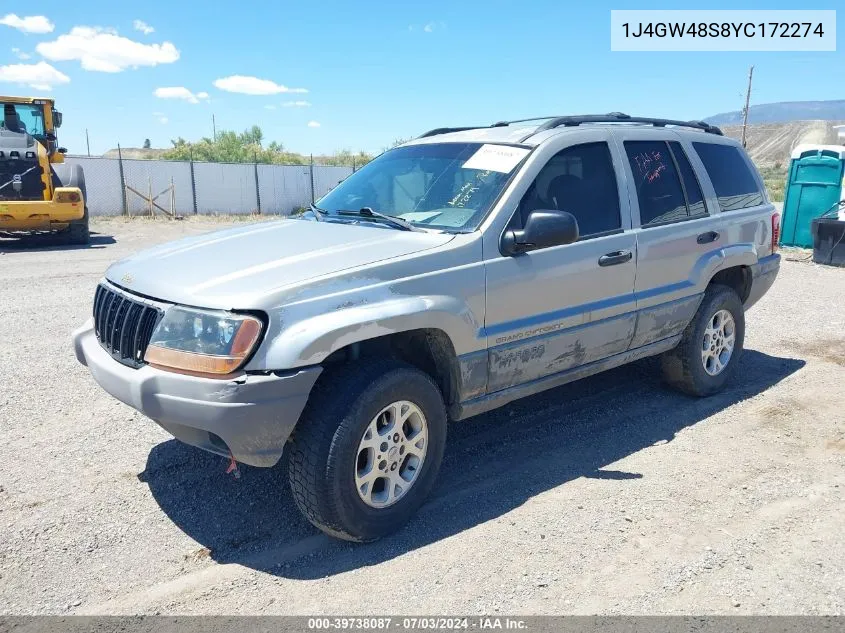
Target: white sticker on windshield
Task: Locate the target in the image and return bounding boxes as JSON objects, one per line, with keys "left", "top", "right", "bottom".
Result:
{"left": 461, "top": 144, "right": 530, "bottom": 173}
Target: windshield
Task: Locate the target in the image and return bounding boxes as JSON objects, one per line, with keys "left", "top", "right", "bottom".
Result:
{"left": 1, "top": 103, "right": 46, "bottom": 137}
{"left": 316, "top": 142, "right": 530, "bottom": 231}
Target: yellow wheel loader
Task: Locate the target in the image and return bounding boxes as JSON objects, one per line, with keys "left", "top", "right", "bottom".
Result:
{"left": 0, "top": 96, "right": 88, "bottom": 244}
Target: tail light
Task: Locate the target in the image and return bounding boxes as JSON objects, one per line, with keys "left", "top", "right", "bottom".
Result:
{"left": 771, "top": 212, "right": 780, "bottom": 254}
{"left": 55, "top": 190, "right": 81, "bottom": 204}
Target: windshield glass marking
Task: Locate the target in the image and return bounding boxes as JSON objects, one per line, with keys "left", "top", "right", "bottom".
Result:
{"left": 461, "top": 144, "right": 531, "bottom": 173}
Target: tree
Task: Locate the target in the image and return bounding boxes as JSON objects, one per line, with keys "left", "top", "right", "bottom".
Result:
{"left": 143, "top": 138, "right": 151, "bottom": 149}
{"left": 161, "top": 125, "right": 371, "bottom": 167}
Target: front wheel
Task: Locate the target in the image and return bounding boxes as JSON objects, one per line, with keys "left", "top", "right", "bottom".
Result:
{"left": 287, "top": 359, "right": 447, "bottom": 542}
{"left": 661, "top": 284, "right": 745, "bottom": 396}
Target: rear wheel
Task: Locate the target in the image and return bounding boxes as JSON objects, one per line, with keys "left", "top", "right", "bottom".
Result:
{"left": 288, "top": 359, "right": 447, "bottom": 542}
{"left": 62, "top": 207, "right": 89, "bottom": 245}
{"left": 661, "top": 284, "right": 745, "bottom": 396}
{"left": 54, "top": 163, "right": 89, "bottom": 245}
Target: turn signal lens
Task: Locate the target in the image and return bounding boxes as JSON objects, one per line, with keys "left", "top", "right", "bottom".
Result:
{"left": 144, "top": 307, "right": 263, "bottom": 376}
{"left": 55, "top": 189, "right": 81, "bottom": 204}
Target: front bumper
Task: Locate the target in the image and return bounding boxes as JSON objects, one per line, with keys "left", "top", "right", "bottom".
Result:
{"left": 0, "top": 200, "right": 84, "bottom": 231}
{"left": 72, "top": 318, "right": 321, "bottom": 467}
{"left": 745, "top": 253, "right": 781, "bottom": 310}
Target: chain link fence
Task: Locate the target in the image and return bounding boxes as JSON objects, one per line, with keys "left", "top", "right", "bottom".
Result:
{"left": 65, "top": 155, "right": 355, "bottom": 217}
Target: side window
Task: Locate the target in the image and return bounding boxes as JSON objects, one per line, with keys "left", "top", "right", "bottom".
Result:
{"left": 516, "top": 142, "right": 621, "bottom": 238}
{"left": 668, "top": 141, "right": 706, "bottom": 216}
{"left": 624, "top": 140, "right": 688, "bottom": 225}
{"left": 692, "top": 142, "right": 764, "bottom": 211}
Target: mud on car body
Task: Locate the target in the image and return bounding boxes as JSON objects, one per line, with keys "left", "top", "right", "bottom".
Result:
{"left": 73, "top": 113, "right": 780, "bottom": 541}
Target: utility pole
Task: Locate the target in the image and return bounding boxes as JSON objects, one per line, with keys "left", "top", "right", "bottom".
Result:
{"left": 212, "top": 114, "right": 217, "bottom": 141}
{"left": 741, "top": 65, "right": 754, "bottom": 149}
{"left": 85, "top": 128, "right": 90, "bottom": 156}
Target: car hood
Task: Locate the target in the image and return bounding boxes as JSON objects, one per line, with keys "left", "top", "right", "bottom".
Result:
{"left": 105, "top": 219, "right": 455, "bottom": 309}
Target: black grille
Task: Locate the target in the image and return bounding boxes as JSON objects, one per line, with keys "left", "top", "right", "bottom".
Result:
{"left": 92, "top": 284, "right": 162, "bottom": 367}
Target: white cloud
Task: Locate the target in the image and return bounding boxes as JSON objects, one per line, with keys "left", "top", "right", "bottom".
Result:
{"left": 154, "top": 86, "right": 209, "bottom": 104}
{"left": 133, "top": 19, "right": 154, "bottom": 35}
{"left": 37, "top": 26, "right": 179, "bottom": 73}
{"left": 11, "top": 48, "right": 31, "bottom": 60}
{"left": 264, "top": 105, "right": 276, "bottom": 110}
{"left": 0, "top": 61, "right": 70, "bottom": 90}
{"left": 213, "top": 75, "right": 308, "bottom": 95}
{"left": 152, "top": 112, "right": 168, "bottom": 124}
{"left": 307, "top": 121, "right": 321, "bottom": 128}
{"left": 282, "top": 100, "right": 311, "bottom": 107}
{"left": 0, "top": 14, "right": 54, "bottom": 34}
{"left": 410, "top": 21, "right": 444, "bottom": 33}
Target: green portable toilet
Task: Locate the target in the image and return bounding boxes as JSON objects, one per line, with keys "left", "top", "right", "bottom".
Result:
{"left": 780, "top": 144, "right": 845, "bottom": 248}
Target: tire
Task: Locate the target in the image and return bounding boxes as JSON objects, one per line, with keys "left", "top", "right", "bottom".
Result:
{"left": 288, "top": 359, "right": 447, "bottom": 542}
{"left": 54, "top": 164, "right": 89, "bottom": 245}
{"left": 661, "top": 284, "right": 745, "bottom": 397}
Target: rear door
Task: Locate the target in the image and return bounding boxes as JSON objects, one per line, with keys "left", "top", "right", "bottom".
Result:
{"left": 612, "top": 129, "right": 723, "bottom": 348}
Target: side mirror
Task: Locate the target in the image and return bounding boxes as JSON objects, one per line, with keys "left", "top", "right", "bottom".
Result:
{"left": 53, "top": 110, "right": 63, "bottom": 128}
{"left": 501, "top": 209, "right": 579, "bottom": 255}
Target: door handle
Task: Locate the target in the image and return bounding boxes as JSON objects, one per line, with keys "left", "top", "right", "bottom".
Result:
{"left": 598, "top": 250, "right": 633, "bottom": 267}
{"left": 697, "top": 231, "right": 720, "bottom": 244}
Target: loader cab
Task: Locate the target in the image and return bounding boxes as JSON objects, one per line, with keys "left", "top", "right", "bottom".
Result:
{"left": 0, "top": 99, "right": 64, "bottom": 161}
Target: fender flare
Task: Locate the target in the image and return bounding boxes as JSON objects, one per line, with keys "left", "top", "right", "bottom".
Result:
{"left": 251, "top": 294, "right": 481, "bottom": 370}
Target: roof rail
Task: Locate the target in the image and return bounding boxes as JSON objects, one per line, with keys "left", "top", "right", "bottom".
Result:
{"left": 419, "top": 113, "right": 723, "bottom": 141}
{"left": 417, "top": 126, "right": 488, "bottom": 138}
{"left": 528, "top": 112, "right": 723, "bottom": 136}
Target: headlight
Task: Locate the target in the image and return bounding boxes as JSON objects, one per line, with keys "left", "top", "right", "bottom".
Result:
{"left": 144, "top": 306, "right": 263, "bottom": 375}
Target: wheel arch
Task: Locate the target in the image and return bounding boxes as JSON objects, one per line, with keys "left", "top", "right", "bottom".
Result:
{"left": 321, "top": 328, "right": 462, "bottom": 407}
{"left": 708, "top": 265, "right": 752, "bottom": 303}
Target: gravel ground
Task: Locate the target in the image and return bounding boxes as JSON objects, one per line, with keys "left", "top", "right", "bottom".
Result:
{"left": 0, "top": 218, "right": 843, "bottom": 615}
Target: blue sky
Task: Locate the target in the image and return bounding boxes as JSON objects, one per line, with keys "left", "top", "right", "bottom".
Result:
{"left": 0, "top": 0, "right": 842, "bottom": 155}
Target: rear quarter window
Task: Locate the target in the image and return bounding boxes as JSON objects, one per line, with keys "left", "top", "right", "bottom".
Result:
{"left": 692, "top": 142, "right": 764, "bottom": 211}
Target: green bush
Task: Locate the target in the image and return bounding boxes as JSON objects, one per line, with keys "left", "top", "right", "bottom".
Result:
{"left": 162, "top": 126, "right": 374, "bottom": 167}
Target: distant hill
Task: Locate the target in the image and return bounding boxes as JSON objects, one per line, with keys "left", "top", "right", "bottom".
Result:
{"left": 720, "top": 120, "right": 845, "bottom": 167}
{"left": 705, "top": 100, "right": 845, "bottom": 125}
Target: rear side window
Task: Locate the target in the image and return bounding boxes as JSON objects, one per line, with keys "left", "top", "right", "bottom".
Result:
{"left": 668, "top": 141, "right": 706, "bottom": 217}
{"left": 692, "top": 142, "right": 764, "bottom": 211}
{"left": 624, "top": 141, "right": 688, "bottom": 225}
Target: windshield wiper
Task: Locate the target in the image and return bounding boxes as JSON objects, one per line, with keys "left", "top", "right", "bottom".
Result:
{"left": 335, "top": 207, "right": 423, "bottom": 232}
{"left": 308, "top": 202, "right": 326, "bottom": 221}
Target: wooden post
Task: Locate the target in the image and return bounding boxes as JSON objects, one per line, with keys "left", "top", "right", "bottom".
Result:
{"left": 741, "top": 65, "right": 754, "bottom": 149}
{"left": 117, "top": 144, "right": 128, "bottom": 217}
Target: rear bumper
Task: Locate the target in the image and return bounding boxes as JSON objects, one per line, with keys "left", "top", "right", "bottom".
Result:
{"left": 745, "top": 253, "right": 781, "bottom": 310}
{"left": 72, "top": 318, "right": 321, "bottom": 467}
{"left": 0, "top": 200, "right": 84, "bottom": 230}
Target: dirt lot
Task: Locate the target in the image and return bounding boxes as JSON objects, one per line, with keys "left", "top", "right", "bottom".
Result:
{"left": 0, "top": 218, "right": 843, "bottom": 615}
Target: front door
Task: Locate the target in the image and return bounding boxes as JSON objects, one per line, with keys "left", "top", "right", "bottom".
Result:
{"left": 483, "top": 135, "right": 637, "bottom": 392}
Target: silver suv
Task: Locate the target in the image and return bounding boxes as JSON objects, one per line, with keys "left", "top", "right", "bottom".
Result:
{"left": 73, "top": 113, "right": 781, "bottom": 542}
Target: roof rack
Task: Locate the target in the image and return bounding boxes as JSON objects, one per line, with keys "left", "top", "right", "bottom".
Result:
{"left": 418, "top": 113, "right": 723, "bottom": 141}
{"left": 527, "top": 112, "right": 723, "bottom": 137}
{"left": 417, "top": 126, "right": 487, "bottom": 138}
